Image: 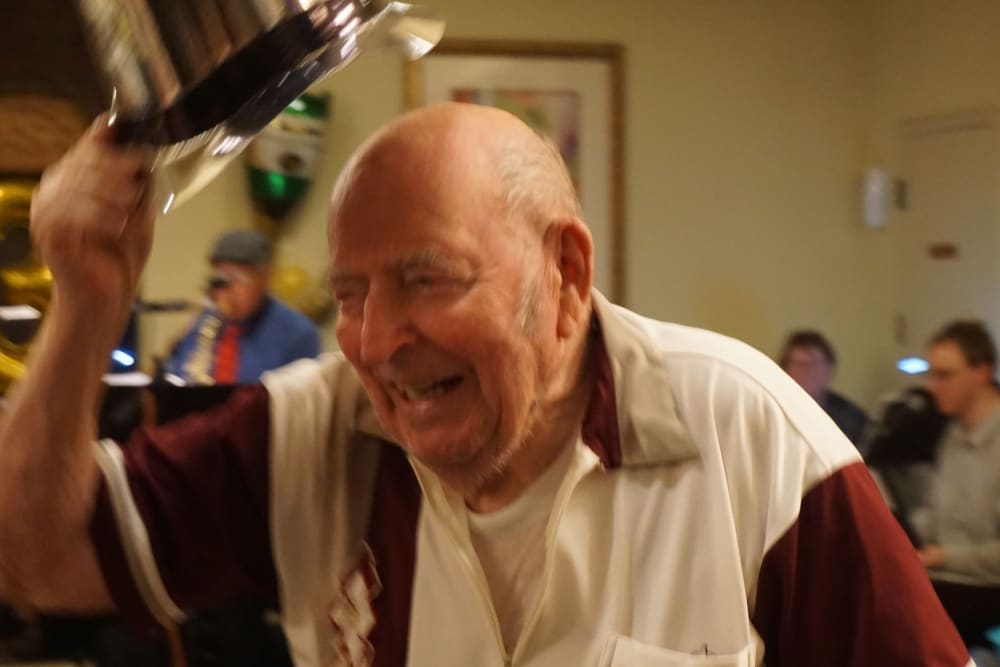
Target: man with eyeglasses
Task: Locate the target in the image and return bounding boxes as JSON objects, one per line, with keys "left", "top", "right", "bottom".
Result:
{"left": 913, "top": 319, "right": 1000, "bottom": 664}
{"left": 164, "top": 229, "right": 321, "bottom": 384}
{"left": 916, "top": 319, "right": 1000, "bottom": 585}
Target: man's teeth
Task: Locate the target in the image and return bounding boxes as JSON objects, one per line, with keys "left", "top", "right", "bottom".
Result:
{"left": 400, "top": 377, "right": 459, "bottom": 400}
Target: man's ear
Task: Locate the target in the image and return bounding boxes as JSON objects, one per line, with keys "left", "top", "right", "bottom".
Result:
{"left": 544, "top": 219, "right": 593, "bottom": 338}
{"left": 974, "top": 362, "right": 995, "bottom": 386}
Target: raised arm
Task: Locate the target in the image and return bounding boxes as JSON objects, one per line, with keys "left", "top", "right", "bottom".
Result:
{"left": 0, "top": 118, "right": 154, "bottom": 612}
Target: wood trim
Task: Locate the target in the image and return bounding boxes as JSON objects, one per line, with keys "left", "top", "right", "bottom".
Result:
{"left": 609, "top": 46, "right": 626, "bottom": 304}
{"left": 403, "top": 58, "right": 423, "bottom": 111}
{"left": 402, "top": 39, "right": 628, "bottom": 303}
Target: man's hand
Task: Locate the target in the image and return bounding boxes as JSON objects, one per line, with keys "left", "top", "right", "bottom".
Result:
{"left": 917, "top": 544, "right": 948, "bottom": 569}
{"left": 31, "top": 115, "right": 155, "bottom": 324}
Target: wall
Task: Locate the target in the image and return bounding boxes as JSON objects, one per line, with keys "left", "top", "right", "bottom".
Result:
{"left": 868, "top": 0, "right": 1000, "bottom": 130}
{"left": 861, "top": 0, "right": 1000, "bottom": 396}
{"left": 145, "top": 0, "right": 900, "bottom": 407}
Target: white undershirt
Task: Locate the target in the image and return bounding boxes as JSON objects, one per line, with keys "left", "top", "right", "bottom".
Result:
{"left": 466, "top": 438, "right": 577, "bottom": 654}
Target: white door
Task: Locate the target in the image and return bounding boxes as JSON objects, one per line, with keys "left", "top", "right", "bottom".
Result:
{"left": 895, "top": 109, "right": 1000, "bottom": 359}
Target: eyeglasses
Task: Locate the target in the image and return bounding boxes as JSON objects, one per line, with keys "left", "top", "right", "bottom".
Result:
{"left": 205, "top": 268, "right": 253, "bottom": 292}
{"left": 926, "top": 367, "right": 963, "bottom": 382}
{"left": 784, "top": 359, "right": 829, "bottom": 369}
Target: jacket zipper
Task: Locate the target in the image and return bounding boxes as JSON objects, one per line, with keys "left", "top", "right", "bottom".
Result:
{"left": 510, "top": 442, "right": 598, "bottom": 666}
{"left": 440, "top": 486, "right": 511, "bottom": 665}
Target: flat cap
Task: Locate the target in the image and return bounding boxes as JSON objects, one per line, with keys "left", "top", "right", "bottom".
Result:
{"left": 209, "top": 229, "right": 273, "bottom": 265}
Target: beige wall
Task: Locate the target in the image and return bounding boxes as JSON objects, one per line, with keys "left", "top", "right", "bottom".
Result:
{"left": 142, "top": 0, "right": 999, "bottom": 409}
{"left": 866, "top": 0, "right": 1000, "bottom": 376}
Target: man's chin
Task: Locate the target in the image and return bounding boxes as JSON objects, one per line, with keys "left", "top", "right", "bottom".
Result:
{"left": 399, "top": 428, "right": 490, "bottom": 471}
{"left": 403, "top": 437, "right": 474, "bottom": 467}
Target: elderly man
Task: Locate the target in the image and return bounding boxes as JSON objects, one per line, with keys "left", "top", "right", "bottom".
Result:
{"left": 0, "top": 103, "right": 970, "bottom": 666}
{"left": 165, "top": 228, "right": 321, "bottom": 384}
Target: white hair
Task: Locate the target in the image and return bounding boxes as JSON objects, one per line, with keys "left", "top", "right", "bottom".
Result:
{"left": 494, "top": 131, "right": 582, "bottom": 232}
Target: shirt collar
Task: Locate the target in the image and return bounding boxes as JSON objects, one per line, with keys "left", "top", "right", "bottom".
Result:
{"left": 961, "top": 403, "right": 1000, "bottom": 448}
{"left": 222, "top": 295, "right": 273, "bottom": 329}
{"left": 585, "top": 290, "right": 699, "bottom": 468}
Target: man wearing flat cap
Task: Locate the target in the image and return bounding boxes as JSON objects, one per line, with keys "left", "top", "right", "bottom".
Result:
{"left": 165, "top": 229, "right": 320, "bottom": 384}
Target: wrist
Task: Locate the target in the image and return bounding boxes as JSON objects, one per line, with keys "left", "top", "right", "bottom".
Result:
{"left": 46, "top": 291, "right": 132, "bottom": 364}
{"left": 50, "top": 286, "right": 133, "bottom": 332}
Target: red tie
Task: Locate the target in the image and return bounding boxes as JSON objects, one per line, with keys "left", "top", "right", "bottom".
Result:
{"left": 213, "top": 323, "right": 242, "bottom": 384}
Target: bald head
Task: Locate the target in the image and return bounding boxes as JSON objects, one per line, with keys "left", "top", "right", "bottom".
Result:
{"left": 329, "top": 102, "right": 580, "bottom": 241}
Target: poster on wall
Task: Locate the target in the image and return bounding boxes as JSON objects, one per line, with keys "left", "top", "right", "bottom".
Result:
{"left": 405, "top": 39, "right": 626, "bottom": 303}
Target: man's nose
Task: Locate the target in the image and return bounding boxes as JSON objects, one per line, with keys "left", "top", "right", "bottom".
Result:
{"left": 359, "top": 287, "right": 417, "bottom": 365}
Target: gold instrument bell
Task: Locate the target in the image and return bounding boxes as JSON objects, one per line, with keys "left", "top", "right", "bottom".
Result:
{"left": 0, "top": 180, "right": 52, "bottom": 394}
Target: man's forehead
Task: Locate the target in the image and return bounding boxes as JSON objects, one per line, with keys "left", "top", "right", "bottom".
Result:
{"left": 928, "top": 342, "right": 972, "bottom": 367}
{"left": 929, "top": 340, "right": 962, "bottom": 357}
{"left": 330, "top": 125, "right": 506, "bottom": 224}
{"left": 330, "top": 245, "right": 464, "bottom": 280}
{"left": 789, "top": 346, "right": 825, "bottom": 360}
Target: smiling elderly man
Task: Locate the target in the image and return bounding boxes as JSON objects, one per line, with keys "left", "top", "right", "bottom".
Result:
{"left": 0, "top": 103, "right": 971, "bottom": 667}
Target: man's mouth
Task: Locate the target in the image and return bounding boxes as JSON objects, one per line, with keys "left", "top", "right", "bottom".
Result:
{"left": 396, "top": 375, "right": 464, "bottom": 401}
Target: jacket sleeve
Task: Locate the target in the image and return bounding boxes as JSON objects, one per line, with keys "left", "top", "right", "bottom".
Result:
{"left": 89, "top": 384, "right": 276, "bottom": 629}
{"left": 665, "top": 342, "right": 972, "bottom": 666}
{"left": 752, "top": 462, "right": 971, "bottom": 666}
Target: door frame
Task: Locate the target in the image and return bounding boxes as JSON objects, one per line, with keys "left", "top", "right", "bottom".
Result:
{"left": 893, "top": 106, "right": 1000, "bottom": 353}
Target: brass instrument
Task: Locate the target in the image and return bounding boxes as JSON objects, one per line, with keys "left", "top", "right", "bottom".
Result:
{"left": 0, "top": 179, "right": 51, "bottom": 393}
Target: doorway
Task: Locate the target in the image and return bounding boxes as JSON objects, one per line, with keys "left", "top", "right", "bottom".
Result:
{"left": 895, "top": 108, "right": 1000, "bottom": 358}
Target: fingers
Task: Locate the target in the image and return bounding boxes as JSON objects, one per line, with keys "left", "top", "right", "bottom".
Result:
{"left": 72, "top": 158, "right": 149, "bottom": 216}
{"left": 87, "top": 113, "right": 117, "bottom": 141}
{"left": 76, "top": 113, "right": 154, "bottom": 204}
{"left": 33, "top": 163, "right": 147, "bottom": 245}
{"left": 79, "top": 118, "right": 153, "bottom": 186}
{"left": 87, "top": 113, "right": 155, "bottom": 165}
{"left": 119, "top": 184, "right": 157, "bottom": 257}
{"left": 23, "top": 115, "right": 160, "bottom": 314}
{"left": 32, "top": 120, "right": 156, "bottom": 245}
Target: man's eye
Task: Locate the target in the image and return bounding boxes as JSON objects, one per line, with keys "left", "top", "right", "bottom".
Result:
{"left": 334, "top": 290, "right": 362, "bottom": 306}
{"left": 405, "top": 273, "right": 447, "bottom": 288}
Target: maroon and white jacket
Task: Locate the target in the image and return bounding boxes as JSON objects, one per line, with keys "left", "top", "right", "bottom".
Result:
{"left": 90, "top": 292, "right": 970, "bottom": 667}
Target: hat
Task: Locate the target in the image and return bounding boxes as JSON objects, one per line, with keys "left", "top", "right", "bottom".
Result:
{"left": 209, "top": 230, "right": 273, "bottom": 266}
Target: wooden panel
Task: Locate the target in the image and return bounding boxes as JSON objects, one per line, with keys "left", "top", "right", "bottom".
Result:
{"left": 0, "top": 0, "right": 106, "bottom": 173}
{"left": 0, "top": 95, "right": 88, "bottom": 173}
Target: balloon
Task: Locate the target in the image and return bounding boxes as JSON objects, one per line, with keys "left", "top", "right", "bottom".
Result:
{"left": 270, "top": 264, "right": 334, "bottom": 324}
{"left": 246, "top": 93, "right": 331, "bottom": 221}
{"left": 270, "top": 264, "right": 310, "bottom": 304}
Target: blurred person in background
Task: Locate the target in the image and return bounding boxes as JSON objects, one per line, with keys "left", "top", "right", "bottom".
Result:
{"left": 165, "top": 229, "right": 320, "bottom": 384}
{"left": 779, "top": 329, "right": 869, "bottom": 445}
{"left": 915, "top": 319, "right": 1000, "bottom": 585}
